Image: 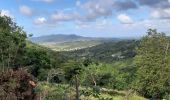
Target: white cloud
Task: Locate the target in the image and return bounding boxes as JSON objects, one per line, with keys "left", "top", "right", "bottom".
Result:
{"left": 51, "top": 12, "right": 75, "bottom": 22}
{"left": 35, "top": 0, "right": 138, "bottom": 24}
{"left": 19, "top": 5, "right": 33, "bottom": 16}
{"left": 34, "top": 17, "right": 47, "bottom": 25}
{"left": 77, "top": 0, "right": 137, "bottom": 21}
{"left": 81, "top": 0, "right": 113, "bottom": 20}
{"left": 32, "top": 0, "right": 54, "bottom": 3}
{"left": 42, "top": 0, "right": 54, "bottom": 3}
{"left": 118, "top": 18, "right": 170, "bottom": 37}
{"left": 75, "top": 21, "right": 90, "bottom": 29}
{"left": 75, "top": 19, "right": 113, "bottom": 29}
{"left": 0, "top": 10, "right": 13, "bottom": 18}
{"left": 76, "top": 1, "right": 81, "bottom": 7}
{"left": 151, "top": 8, "right": 170, "bottom": 19}
{"left": 117, "top": 14, "right": 133, "bottom": 24}
{"left": 95, "top": 19, "right": 112, "bottom": 29}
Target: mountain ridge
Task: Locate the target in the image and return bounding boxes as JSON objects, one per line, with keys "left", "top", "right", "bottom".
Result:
{"left": 29, "top": 34, "right": 120, "bottom": 43}
{"left": 29, "top": 34, "right": 123, "bottom": 51}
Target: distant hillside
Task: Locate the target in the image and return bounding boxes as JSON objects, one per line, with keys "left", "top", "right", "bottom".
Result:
{"left": 30, "top": 34, "right": 88, "bottom": 43}
{"left": 29, "top": 34, "right": 120, "bottom": 51}
{"left": 58, "top": 40, "right": 139, "bottom": 63}
{"left": 30, "top": 34, "right": 119, "bottom": 43}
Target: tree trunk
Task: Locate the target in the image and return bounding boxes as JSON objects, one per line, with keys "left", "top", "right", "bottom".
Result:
{"left": 12, "top": 46, "right": 19, "bottom": 67}
{"left": 0, "top": 49, "right": 4, "bottom": 72}
{"left": 90, "top": 73, "right": 96, "bottom": 86}
{"left": 75, "top": 75, "right": 79, "bottom": 100}
{"left": 47, "top": 72, "right": 50, "bottom": 83}
{"left": 7, "top": 48, "right": 11, "bottom": 69}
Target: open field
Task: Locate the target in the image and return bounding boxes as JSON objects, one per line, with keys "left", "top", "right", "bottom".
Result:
{"left": 40, "top": 40, "right": 103, "bottom": 51}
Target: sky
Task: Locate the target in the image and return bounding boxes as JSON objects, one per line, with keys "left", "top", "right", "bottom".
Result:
{"left": 1, "top": 0, "right": 170, "bottom": 38}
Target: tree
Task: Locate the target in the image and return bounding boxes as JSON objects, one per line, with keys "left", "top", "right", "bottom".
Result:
{"left": 63, "top": 60, "right": 84, "bottom": 100}
{"left": 24, "top": 45, "right": 53, "bottom": 80}
{"left": 133, "top": 29, "right": 170, "bottom": 99}
{"left": 0, "top": 12, "right": 27, "bottom": 71}
{"left": 84, "top": 63, "right": 99, "bottom": 86}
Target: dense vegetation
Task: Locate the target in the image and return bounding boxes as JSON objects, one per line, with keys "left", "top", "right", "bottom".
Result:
{"left": 133, "top": 29, "right": 170, "bottom": 99}
{"left": 0, "top": 13, "right": 170, "bottom": 100}
{"left": 59, "top": 40, "right": 139, "bottom": 63}
{"left": 0, "top": 14, "right": 27, "bottom": 70}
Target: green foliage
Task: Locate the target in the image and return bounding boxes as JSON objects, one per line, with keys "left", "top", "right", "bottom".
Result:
{"left": 133, "top": 29, "right": 170, "bottom": 99}
{"left": 0, "top": 13, "right": 27, "bottom": 70}
{"left": 59, "top": 40, "right": 139, "bottom": 63}
{"left": 24, "top": 43, "right": 55, "bottom": 80}
{"left": 37, "top": 83, "right": 147, "bottom": 100}
{"left": 81, "top": 60, "right": 135, "bottom": 90}
{"left": 63, "top": 60, "right": 84, "bottom": 82}
{"left": 35, "top": 83, "right": 75, "bottom": 100}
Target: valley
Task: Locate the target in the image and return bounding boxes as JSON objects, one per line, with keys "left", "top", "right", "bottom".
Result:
{"left": 30, "top": 34, "right": 120, "bottom": 51}
{"left": 39, "top": 40, "right": 102, "bottom": 51}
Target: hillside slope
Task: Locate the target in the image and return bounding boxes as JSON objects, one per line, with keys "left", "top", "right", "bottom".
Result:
{"left": 29, "top": 34, "right": 120, "bottom": 51}
{"left": 58, "top": 40, "right": 139, "bottom": 63}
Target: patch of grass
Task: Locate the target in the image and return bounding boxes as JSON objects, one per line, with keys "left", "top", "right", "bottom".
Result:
{"left": 40, "top": 40, "right": 102, "bottom": 51}
{"left": 36, "top": 82, "right": 147, "bottom": 100}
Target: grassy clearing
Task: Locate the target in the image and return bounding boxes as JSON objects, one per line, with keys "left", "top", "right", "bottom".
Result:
{"left": 35, "top": 82, "right": 147, "bottom": 100}
{"left": 40, "top": 40, "right": 102, "bottom": 51}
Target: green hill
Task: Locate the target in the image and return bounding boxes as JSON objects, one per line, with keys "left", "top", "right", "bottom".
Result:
{"left": 29, "top": 34, "right": 120, "bottom": 51}
{"left": 58, "top": 40, "right": 139, "bottom": 63}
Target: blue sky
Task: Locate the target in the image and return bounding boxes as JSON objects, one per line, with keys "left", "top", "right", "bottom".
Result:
{"left": 1, "top": 0, "right": 170, "bottom": 37}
